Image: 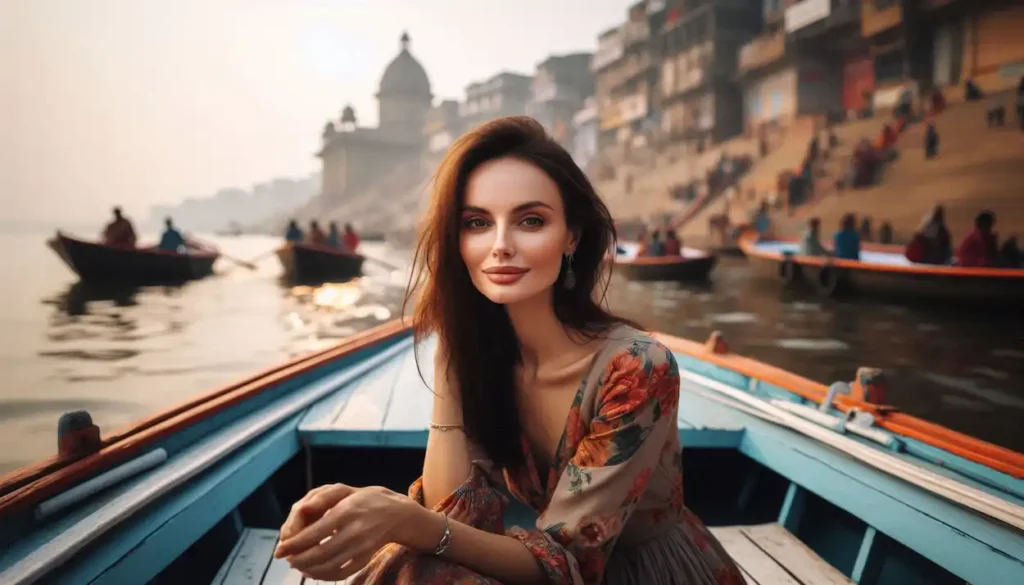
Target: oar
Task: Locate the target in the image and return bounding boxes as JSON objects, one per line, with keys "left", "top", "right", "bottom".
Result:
{"left": 186, "top": 235, "right": 266, "bottom": 271}
{"left": 361, "top": 254, "right": 402, "bottom": 272}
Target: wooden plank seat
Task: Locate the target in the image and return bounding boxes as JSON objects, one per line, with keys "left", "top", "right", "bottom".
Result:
{"left": 709, "top": 524, "right": 854, "bottom": 585}
{"left": 212, "top": 527, "right": 353, "bottom": 585}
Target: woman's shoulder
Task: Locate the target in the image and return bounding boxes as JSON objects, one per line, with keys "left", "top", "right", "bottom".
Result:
{"left": 596, "top": 324, "right": 679, "bottom": 376}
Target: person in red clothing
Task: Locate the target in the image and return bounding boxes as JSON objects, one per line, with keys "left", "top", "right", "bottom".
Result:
{"left": 957, "top": 211, "right": 999, "bottom": 267}
{"left": 101, "top": 207, "right": 137, "bottom": 249}
{"left": 663, "top": 229, "right": 682, "bottom": 256}
{"left": 342, "top": 223, "right": 360, "bottom": 252}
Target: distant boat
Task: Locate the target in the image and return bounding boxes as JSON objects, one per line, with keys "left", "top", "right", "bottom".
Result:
{"left": 614, "top": 242, "right": 717, "bottom": 281}
{"left": 0, "top": 321, "right": 1020, "bottom": 584}
{"left": 276, "top": 242, "right": 364, "bottom": 283}
{"left": 47, "top": 231, "right": 218, "bottom": 285}
{"left": 740, "top": 231, "right": 1024, "bottom": 302}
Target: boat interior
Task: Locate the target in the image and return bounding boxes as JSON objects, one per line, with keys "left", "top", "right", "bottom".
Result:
{"left": 1, "top": 327, "right": 1021, "bottom": 585}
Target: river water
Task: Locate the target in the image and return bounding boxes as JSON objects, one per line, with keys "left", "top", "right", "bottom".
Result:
{"left": 1, "top": 232, "right": 1021, "bottom": 472}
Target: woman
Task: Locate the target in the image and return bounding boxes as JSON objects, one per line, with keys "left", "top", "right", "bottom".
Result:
{"left": 799, "top": 217, "right": 827, "bottom": 257}
{"left": 273, "top": 117, "right": 742, "bottom": 584}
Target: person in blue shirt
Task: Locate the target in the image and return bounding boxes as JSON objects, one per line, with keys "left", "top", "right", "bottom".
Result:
{"left": 326, "top": 221, "right": 342, "bottom": 248}
{"left": 833, "top": 213, "right": 861, "bottom": 260}
{"left": 285, "top": 219, "right": 304, "bottom": 243}
{"left": 157, "top": 217, "right": 187, "bottom": 253}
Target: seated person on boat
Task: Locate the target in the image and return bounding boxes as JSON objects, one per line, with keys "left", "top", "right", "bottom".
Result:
{"left": 904, "top": 205, "right": 952, "bottom": 265}
{"left": 307, "top": 220, "right": 327, "bottom": 246}
{"left": 998, "top": 235, "right": 1021, "bottom": 268}
{"left": 640, "top": 230, "right": 667, "bottom": 257}
{"left": 799, "top": 218, "right": 828, "bottom": 257}
{"left": 663, "top": 229, "right": 682, "bottom": 256}
{"left": 101, "top": 206, "right": 137, "bottom": 249}
{"left": 343, "top": 222, "right": 361, "bottom": 252}
{"left": 957, "top": 210, "right": 999, "bottom": 267}
{"left": 327, "top": 221, "right": 342, "bottom": 249}
{"left": 833, "top": 213, "right": 861, "bottom": 261}
{"left": 157, "top": 217, "right": 191, "bottom": 253}
{"left": 273, "top": 117, "right": 743, "bottom": 585}
{"left": 285, "top": 219, "right": 304, "bottom": 244}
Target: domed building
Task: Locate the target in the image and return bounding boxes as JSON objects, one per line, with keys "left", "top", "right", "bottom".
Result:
{"left": 317, "top": 32, "right": 432, "bottom": 208}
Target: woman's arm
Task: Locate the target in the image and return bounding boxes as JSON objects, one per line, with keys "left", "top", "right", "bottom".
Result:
{"left": 402, "top": 508, "right": 547, "bottom": 585}
{"left": 420, "top": 343, "right": 478, "bottom": 508}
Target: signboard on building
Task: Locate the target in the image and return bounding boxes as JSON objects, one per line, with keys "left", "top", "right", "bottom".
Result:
{"left": 785, "top": 0, "right": 831, "bottom": 33}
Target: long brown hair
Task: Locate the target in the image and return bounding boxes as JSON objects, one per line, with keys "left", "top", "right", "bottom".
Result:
{"left": 403, "top": 116, "right": 630, "bottom": 468}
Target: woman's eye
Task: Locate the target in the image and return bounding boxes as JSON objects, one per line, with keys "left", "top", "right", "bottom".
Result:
{"left": 463, "top": 217, "right": 488, "bottom": 230}
{"left": 521, "top": 216, "right": 544, "bottom": 228}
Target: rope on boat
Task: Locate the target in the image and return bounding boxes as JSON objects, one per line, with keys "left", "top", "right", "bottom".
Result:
{"left": 680, "top": 371, "right": 1024, "bottom": 532}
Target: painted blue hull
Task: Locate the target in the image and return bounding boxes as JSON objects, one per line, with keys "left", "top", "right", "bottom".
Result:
{"left": 1, "top": 323, "right": 1021, "bottom": 585}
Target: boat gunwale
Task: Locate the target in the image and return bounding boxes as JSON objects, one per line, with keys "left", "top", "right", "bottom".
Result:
{"left": 277, "top": 241, "right": 366, "bottom": 260}
{"left": 0, "top": 319, "right": 410, "bottom": 515}
{"left": 613, "top": 250, "right": 716, "bottom": 267}
{"left": 53, "top": 232, "right": 220, "bottom": 261}
{"left": 651, "top": 331, "right": 1024, "bottom": 478}
{"left": 739, "top": 231, "right": 1024, "bottom": 280}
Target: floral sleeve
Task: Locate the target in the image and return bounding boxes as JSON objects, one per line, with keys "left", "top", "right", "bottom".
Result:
{"left": 508, "top": 339, "right": 681, "bottom": 584}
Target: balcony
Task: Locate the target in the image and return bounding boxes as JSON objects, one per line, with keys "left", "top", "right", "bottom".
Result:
{"left": 621, "top": 20, "right": 651, "bottom": 47}
{"left": 738, "top": 31, "right": 786, "bottom": 76}
{"left": 861, "top": 0, "right": 902, "bottom": 37}
{"left": 786, "top": 0, "right": 861, "bottom": 38}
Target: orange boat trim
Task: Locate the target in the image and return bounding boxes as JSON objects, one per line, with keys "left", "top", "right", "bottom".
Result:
{"left": 739, "top": 231, "right": 1024, "bottom": 279}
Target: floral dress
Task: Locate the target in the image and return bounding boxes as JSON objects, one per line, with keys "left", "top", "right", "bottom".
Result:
{"left": 352, "top": 326, "right": 743, "bottom": 585}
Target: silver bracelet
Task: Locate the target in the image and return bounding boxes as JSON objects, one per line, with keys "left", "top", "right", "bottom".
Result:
{"left": 432, "top": 512, "right": 452, "bottom": 555}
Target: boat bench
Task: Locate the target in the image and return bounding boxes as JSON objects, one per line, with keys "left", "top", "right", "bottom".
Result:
{"left": 709, "top": 523, "right": 853, "bottom": 585}
{"left": 212, "top": 527, "right": 355, "bottom": 585}
{"left": 212, "top": 523, "right": 852, "bottom": 585}
{"left": 295, "top": 338, "right": 747, "bottom": 451}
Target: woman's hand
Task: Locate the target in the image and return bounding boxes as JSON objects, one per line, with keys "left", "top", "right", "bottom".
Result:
{"left": 274, "top": 483, "right": 435, "bottom": 581}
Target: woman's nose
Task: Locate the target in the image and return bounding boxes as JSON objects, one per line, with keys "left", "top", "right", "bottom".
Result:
{"left": 491, "top": 224, "right": 515, "bottom": 258}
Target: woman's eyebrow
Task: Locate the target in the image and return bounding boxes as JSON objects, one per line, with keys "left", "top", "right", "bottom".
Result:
{"left": 462, "top": 201, "right": 554, "bottom": 215}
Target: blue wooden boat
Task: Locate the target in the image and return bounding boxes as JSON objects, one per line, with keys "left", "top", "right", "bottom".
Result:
{"left": 1, "top": 321, "right": 1022, "bottom": 585}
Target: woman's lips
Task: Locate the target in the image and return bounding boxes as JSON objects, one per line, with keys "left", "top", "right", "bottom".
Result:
{"left": 483, "top": 266, "right": 529, "bottom": 285}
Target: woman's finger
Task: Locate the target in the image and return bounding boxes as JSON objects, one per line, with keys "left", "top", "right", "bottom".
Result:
{"left": 276, "top": 485, "right": 353, "bottom": 557}
{"left": 285, "top": 512, "right": 366, "bottom": 570}
{"left": 278, "top": 484, "right": 337, "bottom": 543}
{"left": 276, "top": 490, "right": 354, "bottom": 557}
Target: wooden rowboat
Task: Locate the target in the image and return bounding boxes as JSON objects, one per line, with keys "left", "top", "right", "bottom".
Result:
{"left": 615, "top": 244, "right": 717, "bottom": 282}
{"left": 1, "top": 322, "right": 1021, "bottom": 584}
{"left": 739, "top": 231, "right": 1024, "bottom": 303}
{"left": 48, "top": 232, "right": 218, "bottom": 285}
{"left": 276, "top": 242, "right": 365, "bottom": 284}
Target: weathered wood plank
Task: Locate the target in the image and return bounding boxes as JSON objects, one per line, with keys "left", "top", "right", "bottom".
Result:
{"left": 261, "top": 553, "right": 303, "bottom": 585}
{"left": 329, "top": 359, "right": 404, "bottom": 431}
{"left": 742, "top": 523, "right": 853, "bottom": 585}
{"left": 218, "top": 528, "right": 278, "bottom": 585}
{"left": 381, "top": 339, "right": 437, "bottom": 432}
{"left": 741, "top": 566, "right": 760, "bottom": 584}
{"left": 709, "top": 526, "right": 800, "bottom": 585}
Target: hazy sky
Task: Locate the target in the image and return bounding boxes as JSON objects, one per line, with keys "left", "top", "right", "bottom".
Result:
{"left": 0, "top": 0, "right": 632, "bottom": 224}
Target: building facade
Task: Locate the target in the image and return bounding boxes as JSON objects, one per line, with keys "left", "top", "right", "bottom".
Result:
{"left": 460, "top": 72, "right": 533, "bottom": 130}
{"left": 318, "top": 33, "right": 431, "bottom": 207}
{"left": 526, "top": 53, "right": 594, "bottom": 145}
{"left": 658, "top": 0, "right": 762, "bottom": 148}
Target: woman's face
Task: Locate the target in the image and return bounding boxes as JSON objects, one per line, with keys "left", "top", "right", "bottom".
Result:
{"left": 459, "top": 157, "right": 575, "bottom": 306}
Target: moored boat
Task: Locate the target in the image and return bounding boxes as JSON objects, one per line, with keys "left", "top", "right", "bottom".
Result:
{"left": 739, "top": 231, "right": 1024, "bottom": 303}
{"left": 1, "top": 322, "right": 1021, "bottom": 585}
{"left": 276, "top": 242, "right": 365, "bottom": 284}
{"left": 615, "top": 244, "right": 718, "bottom": 282}
{"left": 47, "top": 231, "right": 218, "bottom": 285}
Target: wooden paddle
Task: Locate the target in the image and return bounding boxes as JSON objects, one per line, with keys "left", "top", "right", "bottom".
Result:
{"left": 185, "top": 235, "right": 270, "bottom": 271}
{"left": 361, "top": 253, "right": 402, "bottom": 272}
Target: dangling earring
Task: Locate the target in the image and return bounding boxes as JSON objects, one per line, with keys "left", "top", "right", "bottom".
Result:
{"left": 563, "top": 252, "right": 576, "bottom": 290}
